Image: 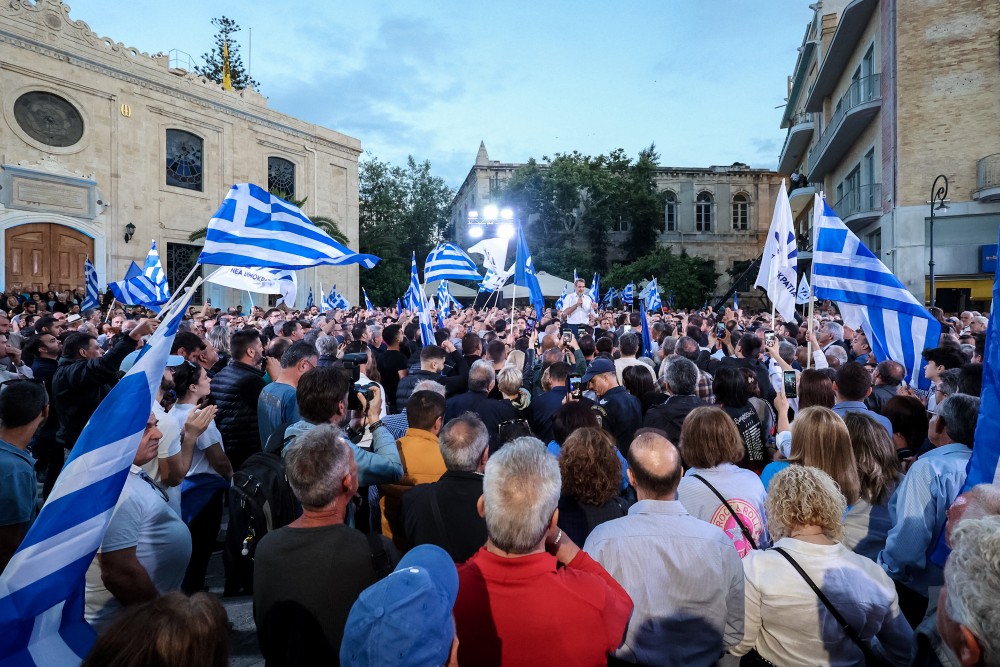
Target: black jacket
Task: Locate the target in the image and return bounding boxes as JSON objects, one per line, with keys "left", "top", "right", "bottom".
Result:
{"left": 443, "top": 390, "right": 519, "bottom": 452}
{"left": 643, "top": 394, "right": 705, "bottom": 446}
{"left": 210, "top": 360, "right": 266, "bottom": 468}
{"left": 718, "top": 356, "right": 776, "bottom": 402}
{"left": 398, "top": 471, "right": 487, "bottom": 563}
{"left": 53, "top": 335, "right": 138, "bottom": 449}
{"left": 395, "top": 351, "right": 469, "bottom": 411}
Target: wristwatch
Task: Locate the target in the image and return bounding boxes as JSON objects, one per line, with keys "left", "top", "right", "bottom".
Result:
{"left": 368, "top": 420, "right": 384, "bottom": 434}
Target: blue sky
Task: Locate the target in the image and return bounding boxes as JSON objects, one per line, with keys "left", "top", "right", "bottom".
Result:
{"left": 66, "top": 1, "right": 812, "bottom": 188}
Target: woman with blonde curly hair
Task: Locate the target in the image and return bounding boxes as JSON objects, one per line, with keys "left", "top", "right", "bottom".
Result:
{"left": 759, "top": 406, "right": 861, "bottom": 506}
{"left": 557, "top": 427, "right": 628, "bottom": 545}
{"left": 732, "top": 466, "right": 913, "bottom": 666}
{"left": 842, "top": 411, "right": 901, "bottom": 561}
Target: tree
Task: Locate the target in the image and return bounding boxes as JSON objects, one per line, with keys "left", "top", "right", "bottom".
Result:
{"left": 195, "top": 17, "right": 259, "bottom": 90}
{"left": 359, "top": 155, "right": 454, "bottom": 304}
{"left": 187, "top": 191, "right": 348, "bottom": 243}
{"left": 604, "top": 246, "right": 720, "bottom": 310}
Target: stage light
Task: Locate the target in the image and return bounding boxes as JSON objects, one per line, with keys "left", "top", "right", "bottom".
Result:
{"left": 497, "top": 223, "right": 515, "bottom": 239}
{"left": 500, "top": 207, "right": 514, "bottom": 220}
{"left": 483, "top": 204, "right": 499, "bottom": 220}
{"left": 468, "top": 225, "right": 484, "bottom": 239}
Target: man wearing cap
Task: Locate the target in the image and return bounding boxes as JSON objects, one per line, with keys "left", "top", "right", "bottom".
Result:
{"left": 582, "top": 357, "right": 643, "bottom": 455}
{"left": 340, "top": 544, "right": 459, "bottom": 667}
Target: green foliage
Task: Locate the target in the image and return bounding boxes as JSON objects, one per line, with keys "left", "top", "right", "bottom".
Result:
{"left": 187, "top": 191, "right": 348, "bottom": 244}
{"left": 195, "top": 16, "right": 259, "bottom": 90}
{"left": 359, "top": 155, "right": 454, "bottom": 304}
{"left": 604, "top": 246, "right": 720, "bottom": 310}
{"left": 496, "top": 146, "right": 666, "bottom": 277}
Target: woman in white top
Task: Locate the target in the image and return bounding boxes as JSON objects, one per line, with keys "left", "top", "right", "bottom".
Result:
{"left": 732, "top": 466, "right": 913, "bottom": 666}
{"left": 677, "top": 406, "right": 769, "bottom": 557}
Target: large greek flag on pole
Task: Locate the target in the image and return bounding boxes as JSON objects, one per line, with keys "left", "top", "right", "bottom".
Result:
{"left": 424, "top": 243, "right": 481, "bottom": 283}
{"left": 811, "top": 194, "right": 940, "bottom": 388}
{"left": 0, "top": 287, "right": 196, "bottom": 666}
{"left": 198, "top": 183, "right": 380, "bottom": 270}
{"left": 404, "top": 253, "right": 422, "bottom": 312}
{"left": 109, "top": 262, "right": 168, "bottom": 307}
{"left": 622, "top": 283, "right": 634, "bottom": 306}
{"left": 363, "top": 287, "right": 374, "bottom": 311}
{"left": 754, "top": 181, "right": 798, "bottom": 322}
{"left": 554, "top": 283, "right": 569, "bottom": 311}
{"left": 142, "top": 241, "right": 170, "bottom": 302}
{"left": 81, "top": 258, "right": 99, "bottom": 311}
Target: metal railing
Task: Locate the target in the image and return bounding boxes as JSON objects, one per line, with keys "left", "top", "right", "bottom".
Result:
{"left": 809, "top": 74, "right": 881, "bottom": 168}
{"left": 977, "top": 154, "right": 1000, "bottom": 191}
{"left": 834, "top": 183, "right": 881, "bottom": 219}
{"left": 788, "top": 111, "right": 813, "bottom": 127}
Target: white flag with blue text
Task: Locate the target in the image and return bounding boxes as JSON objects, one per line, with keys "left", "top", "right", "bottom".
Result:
{"left": 754, "top": 181, "right": 798, "bottom": 321}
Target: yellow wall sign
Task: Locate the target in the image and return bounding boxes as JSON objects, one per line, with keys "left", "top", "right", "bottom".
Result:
{"left": 120, "top": 103, "right": 131, "bottom": 117}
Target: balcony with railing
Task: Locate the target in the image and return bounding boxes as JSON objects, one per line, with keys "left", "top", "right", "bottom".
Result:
{"left": 807, "top": 74, "right": 881, "bottom": 182}
{"left": 973, "top": 154, "right": 1000, "bottom": 202}
{"left": 777, "top": 111, "right": 816, "bottom": 174}
{"left": 834, "top": 183, "right": 882, "bottom": 227}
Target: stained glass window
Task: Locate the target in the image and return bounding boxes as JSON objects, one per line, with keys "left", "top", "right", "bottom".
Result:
{"left": 165, "top": 243, "right": 204, "bottom": 303}
{"left": 165, "top": 129, "right": 203, "bottom": 191}
{"left": 268, "top": 157, "right": 295, "bottom": 198}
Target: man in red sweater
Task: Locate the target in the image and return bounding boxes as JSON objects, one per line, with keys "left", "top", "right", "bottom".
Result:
{"left": 455, "top": 437, "right": 633, "bottom": 666}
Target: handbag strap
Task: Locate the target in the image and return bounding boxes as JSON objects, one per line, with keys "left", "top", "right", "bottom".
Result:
{"left": 771, "top": 547, "right": 878, "bottom": 662}
{"left": 691, "top": 474, "right": 758, "bottom": 550}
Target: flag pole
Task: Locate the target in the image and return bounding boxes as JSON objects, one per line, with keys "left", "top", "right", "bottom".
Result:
{"left": 105, "top": 298, "right": 117, "bottom": 323}
{"left": 806, "top": 191, "right": 823, "bottom": 369}
{"left": 155, "top": 262, "right": 201, "bottom": 316}
{"left": 247, "top": 290, "right": 254, "bottom": 309}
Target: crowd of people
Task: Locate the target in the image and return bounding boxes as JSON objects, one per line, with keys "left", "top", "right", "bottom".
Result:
{"left": 0, "top": 276, "right": 997, "bottom": 666}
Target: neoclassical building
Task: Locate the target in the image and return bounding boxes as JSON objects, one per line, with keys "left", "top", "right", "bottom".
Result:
{"left": 449, "top": 142, "right": 784, "bottom": 295}
{"left": 0, "top": 0, "right": 362, "bottom": 307}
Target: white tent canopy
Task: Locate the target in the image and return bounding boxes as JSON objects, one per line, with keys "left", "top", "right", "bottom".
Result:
{"left": 499, "top": 271, "right": 572, "bottom": 299}
{"left": 422, "top": 280, "right": 479, "bottom": 299}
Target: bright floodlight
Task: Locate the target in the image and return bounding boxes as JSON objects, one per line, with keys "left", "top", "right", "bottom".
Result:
{"left": 468, "top": 211, "right": 479, "bottom": 219}
{"left": 468, "top": 225, "right": 484, "bottom": 239}
{"left": 497, "top": 223, "right": 515, "bottom": 239}
{"left": 483, "top": 204, "right": 499, "bottom": 220}
{"left": 500, "top": 207, "right": 514, "bottom": 220}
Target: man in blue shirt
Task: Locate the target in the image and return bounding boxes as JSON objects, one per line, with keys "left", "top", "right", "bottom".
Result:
{"left": 0, "top": 379, "right": 49, "bottom": 570}
{"left": 879, "top": 393, "right": 979, "bottom": 627}
{"left": 257, "top": 341, "right": 317, "bottom": 448}
{"left": 832, "top": 362, "right": 894, "bottom": 437}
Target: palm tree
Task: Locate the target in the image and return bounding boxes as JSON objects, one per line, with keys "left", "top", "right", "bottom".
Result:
{"left": 188, "top": 189, "right": 350, "bottom": 244}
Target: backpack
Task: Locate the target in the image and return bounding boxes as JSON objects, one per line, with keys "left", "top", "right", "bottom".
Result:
{"left": 222, "top": 423, "right": 301, "bottom": 596}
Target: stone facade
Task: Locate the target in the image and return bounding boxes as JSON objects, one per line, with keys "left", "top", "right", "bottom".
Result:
{"left": 448, "top": 143, "right": 783, "bottom": 295}
{"left": 0, "top": 0, "right": 363, "bottom": 307}
{"left": 778, "top": 0, "right": 1000, "bottom": 310}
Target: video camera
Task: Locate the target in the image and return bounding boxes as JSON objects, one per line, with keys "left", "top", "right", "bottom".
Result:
{"left": 337, "top": 352, "right": 375, "bottom": 410}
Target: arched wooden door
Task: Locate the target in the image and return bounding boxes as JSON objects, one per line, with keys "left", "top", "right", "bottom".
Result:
{"left": 5, "top": 223, "right": 93, "bottom": 293}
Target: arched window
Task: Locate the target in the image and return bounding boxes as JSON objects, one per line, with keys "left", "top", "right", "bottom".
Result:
{"left": 664, "top": 191, "right": 677, "bottom": 231}
{"left": 732, "top": 193, "right": 750, "bottom": 230}
{"left": 268, "top": 157, "right": 296, "bottom": 198}
{"left": 695, "top": 192, "right": 713, "bottom": 232}
{"left": 165, "top": 129, "right": 203, "bottom": 191}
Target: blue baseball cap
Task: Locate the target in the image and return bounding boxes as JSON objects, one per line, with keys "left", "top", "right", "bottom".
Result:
{"left": 339, "top": 544, "right": 458, "bottom": 667}
{"left": 580, "top": 357, "right": 616, "bottom": 384}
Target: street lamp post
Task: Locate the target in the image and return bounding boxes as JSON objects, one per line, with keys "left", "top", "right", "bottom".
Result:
{"left": 928, "top": 175, "right": 949, "bottom": 309}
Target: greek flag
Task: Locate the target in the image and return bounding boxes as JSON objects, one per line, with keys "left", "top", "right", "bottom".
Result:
{"left": 0, "top": 287, "right": 196, "bottom": 666}
{"left": 425, "top": 243, "right": 481, "bottom": 283}
{"left": 142, "top": 241, "right": 170, "bottom": 303}
{"left": 643, "top": 278, "right": 662, "bottom": 312}
{"left": 588, "top": 273, "right": 600, "bottom": 304}
{"left": 396, "top": 298, "right": 402, "bottom": 314}
{"left": 811, "top": 194, "right": 941, "bottom": 388}
{"left": 306, "top": 288, "right": 314, "bottom": 310}
{"left": 404, "top": 253, "right": 422, "bottom": 311}
{"left": 81, "top": 258, "right": 99, "bottom": 311}
{"left": 415, "top": 287, "right": 435, "bottom": 346}
{"left": 198, "top": 183, "right": 380, "bottom": 270}
{"left": 964, "top": 222, "right": 1000, "bottom": 490}
{"left": 480, "top": 267, "right": 510, "bottom": 293}
{"left": 324, "top": 285, "right": 349, "bottom": 311}
{"left": 622, "top": 283, "right": 634, "bottom": 306}
{"left": 436, "top": 282, "right": 460, "bottom": 318}
{"left": 109, "top": 262, "right": 168, "bottom": 307}
{"left": 754, "top": 181, "right": 798, "bottom": 322}
{"left": 638, "top": 278, "right": 655, "bottom": 301}
{"left": 601, "top": 287, "right": 618, "bottom": 308}
{"left": 513, "top": 227, "right": 545, "bottom": 317}
{"left": 363, "top": 287, "right": 374, "bottom": 311}
{"left": 554, "top": 283, "right": 569, "bottom": 311}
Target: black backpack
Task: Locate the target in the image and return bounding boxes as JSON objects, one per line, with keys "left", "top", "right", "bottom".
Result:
{"left": 222, "top": 423, "right": 301, "bottom": 596}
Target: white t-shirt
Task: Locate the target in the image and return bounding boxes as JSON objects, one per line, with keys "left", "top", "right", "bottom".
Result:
{"left": 171, "top": 403, "right": 224, "bottom": 478}
{"left": 678, "top": 463, "right": 770, "bottom": 557}
{"left": 84, "top": 466, "right": 192, "bottom": 631}
{"left": 141, "top": 401, "right": 182, "bottom": 516}
{"left": 561, "top": 292, "right": 595, "bottom": 325}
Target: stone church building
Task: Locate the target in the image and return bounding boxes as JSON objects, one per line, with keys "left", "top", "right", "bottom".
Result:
{"left": 0, "top": 0, "right": 362, "bottom": 307}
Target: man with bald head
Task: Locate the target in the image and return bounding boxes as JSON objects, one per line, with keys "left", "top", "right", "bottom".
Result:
{"left": 585, "top": 432, "right": 744, "bottom": 666}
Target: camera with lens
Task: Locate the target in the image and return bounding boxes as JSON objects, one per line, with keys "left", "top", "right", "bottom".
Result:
{"left": 338, "top": 352, "right": 374, "bottom": 410}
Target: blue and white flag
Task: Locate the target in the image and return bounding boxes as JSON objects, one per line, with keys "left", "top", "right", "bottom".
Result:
{"left": 622, "top": 283, "right": 634, "bottom": 306}
{"left": 811, "top": 194, "right": 941, "bottom": 388}
{"left": 415, "top": 287, "right": 435, "bottom": 346}
{"left": 109, "top": 262, "right": 168, "bottom": 307}
{"left": 204, "top": 266, "right": 296, "bottom": 307}
{"left": 436, "top": 282, "right": 461, "bottom": 318}
{"left": 81, "top": 258, "right": 99, "bottom": 311}
{"left": 0, "top": 287, "right": 196, "bottom": 666}
{"left": 601, "top": 287, "right": 618, "bottom": 308}
{"left": 513, "top": 227, "right": 545, "bottom": 317}
{"left": 640, "top": 305, "right": 654, "bottom": 359}
{"left": 588, "top": 273, "right": 600, "bottom": 304}
{"left": 198, "top": 183, "right": 380, "bottom": 270}
{"left": 554, "top": 283, "right": 570, "bottom": 311}
{"left": 964, "top": 223, "right": 1000, "bottom": 490}
{"left": 480, "top": 267, "right": 510, "bottom": 293}
{"left": 404, "top": 252, "right": 422, "bottom": 312}
{"left": 754, "top": 181, "right": 798, "bottom": 321}
{"left": 425, "top": 243, "right": 481, "bottom": 283}
{"left": 643, "top": 278, "right": 662, "bottom": 312}
{"left": 363, "top": 287, "right": 374, "bottom": 311}
{"left": 324, "top": 285, "right": 349, "bottom": 311}
{"left": 142, "top": 241, "right": 170, "bottom": 303}
{"left": 733, "top": 291, "right": 739, "bottom": 311}
{"left": 396, "top": 298, "right": 402, "bottom": 313}
{"left": 574, "top": 269, "right": 580, "bottom": 284}
{"left": 796, "top": 274, "right": 813, "bottom": 305}
{"left": 306, "top": 288, "right": 314, "bottom": 310}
